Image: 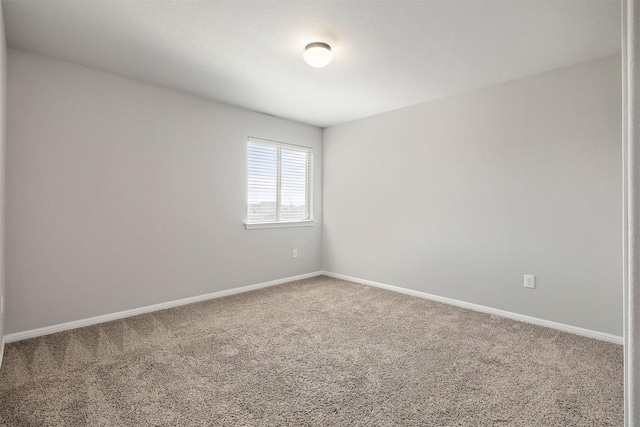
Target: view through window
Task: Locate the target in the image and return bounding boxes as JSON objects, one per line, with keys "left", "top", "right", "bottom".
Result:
{"left": 247, "top": 137, "right": 312, "bottom": 223}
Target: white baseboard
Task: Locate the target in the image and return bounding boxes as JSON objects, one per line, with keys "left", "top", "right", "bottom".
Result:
{"left": 0, "top": 336, "right": 4, "bottom": 368}
{"left": 322, "top": 271, "right": 623, "bottom": 345}
{"left": 4, "top": 271, "right": 323, "bottom": 344}
{"left": 4, "top": 270, "right": 622, "bottom": 346}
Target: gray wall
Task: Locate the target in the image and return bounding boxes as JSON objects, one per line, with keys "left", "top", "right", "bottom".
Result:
{"left": 323, "top": 55, "right": 622, "bottom": 336}
{"left": 6, "top": 49, "right": 322, "bottom": 334}
{"left": 0, "top": 4, "right": 6, "bottom": 348}
{"left": 627, "top": 0, "right": 639, "bottom": 422}
{"left": 5, "top": 47, "right": 623, "bottom": 339}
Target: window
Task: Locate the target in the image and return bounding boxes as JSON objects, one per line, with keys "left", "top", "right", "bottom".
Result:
{"left": 246, "top": 137, "right": 313, "bottom": 228}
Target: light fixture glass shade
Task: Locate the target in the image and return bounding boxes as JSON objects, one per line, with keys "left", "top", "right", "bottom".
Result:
{"left": 303, "top": 42, "right": 333, "bottom": 68}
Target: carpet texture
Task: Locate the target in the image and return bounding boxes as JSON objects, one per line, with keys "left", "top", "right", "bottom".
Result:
{"left": 0, "top": 276, "right": 623, "bottom": 426}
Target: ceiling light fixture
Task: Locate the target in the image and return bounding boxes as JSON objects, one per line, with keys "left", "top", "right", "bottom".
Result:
{"left": 303, "top": 42, "right": 333, "bottom": 68}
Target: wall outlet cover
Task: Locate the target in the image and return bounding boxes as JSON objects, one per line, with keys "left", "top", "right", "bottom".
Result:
{"left": 524, "top": 274, "right": 536, "bottom": 289}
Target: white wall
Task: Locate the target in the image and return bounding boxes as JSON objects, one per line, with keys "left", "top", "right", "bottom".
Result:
{"left": 6, "top": 49, "right": 322, "bottom": 334}
{"left": 323, "top": 55, "right": 622, "bottom": 336}
{"left": 0, "top": 4, "right": 7, "bottom": 357}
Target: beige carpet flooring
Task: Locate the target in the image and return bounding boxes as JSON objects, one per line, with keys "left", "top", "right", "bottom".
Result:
{"left": 0, "top": 276, "right": 623, "bottom": 426}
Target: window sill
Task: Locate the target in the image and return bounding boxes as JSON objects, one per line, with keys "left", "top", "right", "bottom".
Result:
{"left": 244, "top": 220, "right": 316, "bottom": 230}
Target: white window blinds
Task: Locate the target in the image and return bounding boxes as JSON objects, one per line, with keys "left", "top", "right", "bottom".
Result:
{"left": 247, "top": 137, "right": 313, "bottom": 223}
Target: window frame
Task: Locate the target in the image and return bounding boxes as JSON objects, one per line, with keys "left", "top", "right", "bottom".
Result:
{"left": 244, "top": 137, "right": 314, "bottom": 229}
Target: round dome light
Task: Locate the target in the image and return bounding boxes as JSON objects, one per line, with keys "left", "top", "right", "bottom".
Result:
{"left": 303, "top": 42, "right": 333, "bottom": 68}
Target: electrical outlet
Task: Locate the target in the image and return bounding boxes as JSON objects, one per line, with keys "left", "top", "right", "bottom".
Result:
{"left": 524, "top": 274, "right": 536, "bottom": 289}
{"left": 0, "top": 294, "right": 4, "bottom": 314}
{"left": 292, "top": 249, "right": 298, "bottom": 259}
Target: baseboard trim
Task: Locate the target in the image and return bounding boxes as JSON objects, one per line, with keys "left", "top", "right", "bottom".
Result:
{"left": 5, "top": 270, "right": 622, "bottom": 346}
{"left": 322, "top": 271, "right": 623, "bottom": 345}
{"left": 5, "top": 271, "right": 323, "bottom": 343}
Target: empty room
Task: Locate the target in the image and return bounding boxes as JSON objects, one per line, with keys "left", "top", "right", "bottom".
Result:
{"left": 1, "top": 0, "right": 639, "bottom": 426}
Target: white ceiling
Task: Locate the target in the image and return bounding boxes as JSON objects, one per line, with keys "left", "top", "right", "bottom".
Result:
{"left": 3, "top": 0, "right": 621, "bottom": 128}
